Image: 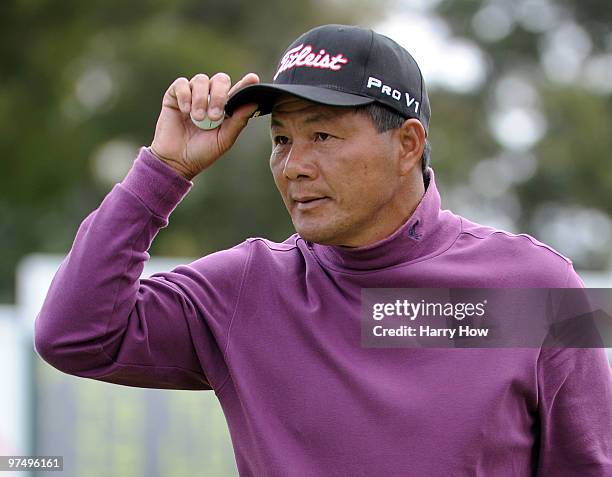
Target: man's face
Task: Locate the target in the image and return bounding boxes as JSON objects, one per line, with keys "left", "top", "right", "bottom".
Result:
{"left": 269, "top": 95, "right": 407, "bottom": 247}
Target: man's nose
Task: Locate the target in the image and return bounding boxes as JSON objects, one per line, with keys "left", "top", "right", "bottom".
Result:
{"left": 283, "top": 141, "right": 317, "bottom": 180}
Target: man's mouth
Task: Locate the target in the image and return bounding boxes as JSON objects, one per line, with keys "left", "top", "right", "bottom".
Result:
{"left": 293, "top": 196, "right": 330, "bottom": 210}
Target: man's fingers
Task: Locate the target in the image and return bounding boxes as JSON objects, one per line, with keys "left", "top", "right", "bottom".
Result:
{"left": 189, "top": 74, "right": 210, "bottom": 121}
{"left": 164, "top": 72, "right": 258, "bottom": 119}
{"left": 228, "top": 73, "right": 260, "bottom": 98}
{"left": 207, "top": 73, "right": 232, "bottom": 121}
{"left": 166, "top": 77, "right": 192, "bottom": 114}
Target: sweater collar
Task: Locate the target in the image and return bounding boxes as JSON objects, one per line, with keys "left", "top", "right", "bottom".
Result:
{"left": 308, "top": 168, "right": 461, "bottom": 271}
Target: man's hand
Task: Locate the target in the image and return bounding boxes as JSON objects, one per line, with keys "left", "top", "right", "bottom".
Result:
{"left": 150, "top": 72, "right": 260, "bottom": 180}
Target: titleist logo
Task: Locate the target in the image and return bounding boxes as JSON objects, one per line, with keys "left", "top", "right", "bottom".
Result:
{"left": 274, "top": 44, "right": 349, "bottom": 80}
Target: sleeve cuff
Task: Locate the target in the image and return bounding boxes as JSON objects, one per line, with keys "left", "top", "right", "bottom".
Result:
{"left": 120, "top": 147, "right": 193, "bottom": 217}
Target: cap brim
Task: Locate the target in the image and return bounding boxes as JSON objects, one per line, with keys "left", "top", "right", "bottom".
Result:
{"left": 225, "top": 84, "right": 375, "bottom": 117}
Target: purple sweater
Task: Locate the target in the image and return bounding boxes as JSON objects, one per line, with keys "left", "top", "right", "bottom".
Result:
{"left": 35, "top": 147, "right": 612, "bottom": 476}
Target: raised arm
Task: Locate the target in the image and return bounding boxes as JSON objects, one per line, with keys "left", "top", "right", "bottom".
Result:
{"left": 34, "top": 72, "right": 260, "bottom": 390}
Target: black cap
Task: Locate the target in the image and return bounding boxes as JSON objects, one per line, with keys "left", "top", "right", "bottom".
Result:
{"left": 225, "top": 24, "right": 431, "bottom": 134}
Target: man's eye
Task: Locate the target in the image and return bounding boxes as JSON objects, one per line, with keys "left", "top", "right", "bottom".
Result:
{"left": 314, "top": 132, "right": 331, "bottom": 142}
{"left": 274, "top": 136, "right": 289, "bottom": 145}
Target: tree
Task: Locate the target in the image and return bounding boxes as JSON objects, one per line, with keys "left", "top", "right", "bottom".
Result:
{"left": 426, "top": 0, "right": 612, "bottom": 271}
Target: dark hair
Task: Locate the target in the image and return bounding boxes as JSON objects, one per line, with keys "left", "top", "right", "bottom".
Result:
{"left": 356, "top": 103, "right": 431, "bottom": 176}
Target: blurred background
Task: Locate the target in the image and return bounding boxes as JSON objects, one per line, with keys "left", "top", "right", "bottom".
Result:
{"left": 1, "top": 0, "right": 611, "bottom": 475}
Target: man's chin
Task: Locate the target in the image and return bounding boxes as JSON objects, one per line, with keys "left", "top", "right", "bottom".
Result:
{"left": 293, "top": 224, "right": 340, "bottom": 245}
{"left": 293, "top": 220, "right": 370, "bottom": 248}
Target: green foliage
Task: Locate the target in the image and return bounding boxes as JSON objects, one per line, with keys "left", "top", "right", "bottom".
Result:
{"left": 430, "top": 0, "right": 611, "bottom": 270}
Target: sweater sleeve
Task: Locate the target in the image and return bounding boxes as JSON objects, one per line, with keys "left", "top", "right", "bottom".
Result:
{"left": 535, "top": 264, "right": 612, "bottom": 475}
{"left": 34, "top": 147, "right": 249, "bottom": 391}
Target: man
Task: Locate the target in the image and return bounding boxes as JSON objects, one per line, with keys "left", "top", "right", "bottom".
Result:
{"left": 35, "top": 24, "right": 611, "bottom": 476}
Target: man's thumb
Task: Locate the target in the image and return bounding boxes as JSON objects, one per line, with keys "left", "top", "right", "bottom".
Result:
{"left": 217, "top": 103, "right": 260, "bottom": 153}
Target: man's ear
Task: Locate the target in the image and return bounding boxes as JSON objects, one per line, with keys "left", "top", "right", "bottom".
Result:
{"left": 397, "top": 118, "right": 426, "bottom": 176}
